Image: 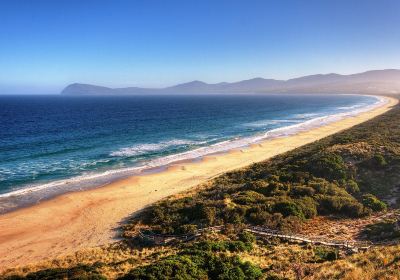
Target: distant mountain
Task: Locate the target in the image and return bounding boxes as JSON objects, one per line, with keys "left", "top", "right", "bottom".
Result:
{"left": 61, "top": 69, "right": 400, "bottom": 95}
{"left": 62, "top": 83, "right": 114, "bottom": 95}
{"left": 165, "top": 80, "right": 215, "bottom": 93}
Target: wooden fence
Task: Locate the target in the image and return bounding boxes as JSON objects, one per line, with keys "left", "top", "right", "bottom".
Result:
{"left": 245, "top": 225, "right": 371, "bottom": 251}
{"left": 138, "top": 224, "right": 372, "bottom": 251}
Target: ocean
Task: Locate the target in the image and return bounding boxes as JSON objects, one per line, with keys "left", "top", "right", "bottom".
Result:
{"left": 0, "top": 94, "right": 385, "bottom": 213}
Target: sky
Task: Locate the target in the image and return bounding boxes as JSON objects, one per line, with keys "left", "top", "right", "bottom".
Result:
{"left": 0, "top": 0, "right": 400, "bottom": 94}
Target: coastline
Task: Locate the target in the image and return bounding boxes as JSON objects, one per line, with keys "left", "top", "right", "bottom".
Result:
{"left": 0, "top": 94, "right": 387, "bottom": 213}
{"left": 0, "top": 96, "right": 397, "bottom": 271}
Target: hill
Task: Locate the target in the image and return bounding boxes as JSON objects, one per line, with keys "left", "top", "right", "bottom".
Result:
{"left": 61, "top": 69, "right": 400, "bottom": 95}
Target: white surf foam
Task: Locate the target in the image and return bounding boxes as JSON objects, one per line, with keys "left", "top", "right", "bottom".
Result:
{"left": 292, "top": 113, "right": 320, "bottom": 119}
{"left": 110, "top": 139, "right": 203, "bottom": 157}
{"left": 244, "top": 119, "right": 298, "bottom": 128}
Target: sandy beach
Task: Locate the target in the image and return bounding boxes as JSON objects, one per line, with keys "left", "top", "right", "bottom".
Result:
{"left": 0, "top": 96, "right": 397, "bottom": 272}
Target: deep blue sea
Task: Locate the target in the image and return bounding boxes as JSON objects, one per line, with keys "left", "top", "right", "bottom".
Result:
{"left": 0, "top": 94, "right": 384, "bottom": 212}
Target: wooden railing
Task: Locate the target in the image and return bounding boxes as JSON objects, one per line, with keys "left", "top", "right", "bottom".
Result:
{"left": 138, "top": 225, "right": 372, "bottom": 250}
{"left": 245, "top": 225, "right": 371, "bottom": 250}
{"left": 138, "top": 225, "right": 223, "bottom": 245}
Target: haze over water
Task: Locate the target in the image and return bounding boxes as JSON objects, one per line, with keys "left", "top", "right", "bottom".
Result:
{"left": 0, "top": 93, "right": 382, "bottom": 212}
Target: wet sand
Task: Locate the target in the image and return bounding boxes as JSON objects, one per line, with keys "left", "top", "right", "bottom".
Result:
{"left": 0, "top": 96, "right": 397, "bottom": 271}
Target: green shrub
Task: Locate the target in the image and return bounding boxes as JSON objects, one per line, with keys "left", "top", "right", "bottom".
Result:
{"left": 233, "top": 191, "right": 266, "bottom": 205}
{"left": 179, "top": 224, "right": 198, "bottom": 234}
{"left": 227, "top": 241, "right": 253, "bottom": 252}
{"left": 265, "top": 274, "right": 290, "bottom": 280}
{"left": 345, "top": 179, "right": 360, "bottom": 194}
{"left": 120, "top": 251, "right": 262, "bottom": 280}
{"left": 362, "top": 220, "right": 400, "bottom": 241}
{"left": 316, "top": 195, "right": 366, "bottom": 217}
{"left": 296, "top": 197, "right": 317, "bottom": 219}
{"left": 341, "top": 201, "right": 368, "bottom": 217}
{"left": 6, "top": 265, "right": 106, "bottom": 280}
{"left": 199, "top": 206, "right": 218, "bottom": 225}
{"left": 247, "top": 209, "right": 272, "bottom": 226}
{"left": 273, "top": 201, "right": 305, "bottom": 219}
{"left": 360, "top": 154, "right": 388, "bottom": 170}
{"left": 307, "top": 152, "right": 347, "bottom": 181}
{"left": 362, "top": 194, "right": 387, "bottom": 212}
{"left": 238, "top": 231, "right": 256, "bottom": 243}
{"left": 291, "top": 185, "right": 315, "bottom": 197}
{"left": 224, "top": 207, "right": 246, "bottom": 224}
{"left": 313, "top": 246, "right": 339, "bottom": 262}
{"left": 374, "top": 154, "right": 387, "bottom": 166}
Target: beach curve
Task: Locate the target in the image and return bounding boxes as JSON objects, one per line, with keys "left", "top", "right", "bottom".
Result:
{"left": 0, "top": 96, "right": 397, "bottom": 272}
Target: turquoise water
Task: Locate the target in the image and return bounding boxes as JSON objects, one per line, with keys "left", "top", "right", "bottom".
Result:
{"left": 0, "top": 94, "right": 383, "bottom": 212}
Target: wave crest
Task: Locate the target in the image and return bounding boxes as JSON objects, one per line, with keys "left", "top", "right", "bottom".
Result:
{"left": 110, "top": 139, "right": 202, "bottom": 157}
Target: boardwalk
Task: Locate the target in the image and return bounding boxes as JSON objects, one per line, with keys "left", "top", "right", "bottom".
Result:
{"left": 138, "top": 225, "right": 371, "bottom": 251}
{"left": 245, "top": 226, "right": 371, "bottom": 251}
{"left": 139, "top": 225, "right": 224, "bottom": 245}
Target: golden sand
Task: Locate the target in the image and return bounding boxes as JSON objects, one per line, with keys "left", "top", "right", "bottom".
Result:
{"left": 0, "top": 96, "right": 397, "bottom": 271}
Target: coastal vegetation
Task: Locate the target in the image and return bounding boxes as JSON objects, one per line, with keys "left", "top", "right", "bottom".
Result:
{"left": 4, "top": 234, "right": 400, "bottom": 280}
{"left": 361, "top": 218, "right": 400, "bottom": 241}
{"left": 120, "top": 238, "right": 261, "bottom": 280}
{"left": 125, "top": 105, "right": 400, "bottom": 235}
{"left": 5, "top": 265, "right": 106, "bottom": 280}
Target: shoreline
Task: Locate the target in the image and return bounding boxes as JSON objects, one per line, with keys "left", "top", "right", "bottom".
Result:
{"left": 0, "top": 94, "right": 387, "bottom": 214}
{"left": 0, "top": 96, "right": 397, "bottom": 271}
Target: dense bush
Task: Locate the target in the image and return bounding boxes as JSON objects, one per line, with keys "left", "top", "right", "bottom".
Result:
{"left": 307, "top": 152, "right": 348, "bottom": 181}
{"left": 5, "top": 265, "right": 106, "bottom": 280}
{"left": 313, "top": 246, "right": 339, "bottom": 263}
{"left": 316, "top": 195, "right": 367, "bottom": 217}
{"left": 373, "top": 154, "right": 387, "bottom": 167}
{"left": 273, "top": 201, "right": 305, "bottom": 219}
{"left": 344, "top": 179, "right": 360, "bottom": 194}
{"left": 361, "top": 220, "right": 400, "bottom": 241}
{"left": 238, "top": 231, "right": 256, "bottom": 243}
{"left": 119, "top": 251, "right": 262, "bottom": 280}
{"left": 362, "top": 194, "right": 387, "bottom": 211}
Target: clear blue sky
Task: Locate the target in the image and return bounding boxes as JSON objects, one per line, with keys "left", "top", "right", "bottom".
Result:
{"left": 1, "top": 0, "right": 399, "bottom": 94}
